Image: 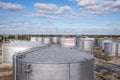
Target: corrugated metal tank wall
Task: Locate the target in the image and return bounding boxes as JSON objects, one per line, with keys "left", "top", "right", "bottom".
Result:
{"left": 117, "top": 43, "right": 120, "bottom": 56}
{"left": 98, "top": 39, "right": 114, "bottom": 49}
{"left": 50, "top": 37, "right": 58, "bottom": 44}
{"left": 30, "top": 37, "right": 37, "bottom": 42}
{"left": 61, "top": 37, "right": 76, "bottom": 48}
{"left": 104, "top": 42, "right": 117, "bottom": 56}
{"left": 2, "top": 45, "right": 29, "bottom": 63}
{"left": 2, "top": 41, "right": 46, "bottom": 63}
{"left": 13, "top": 47, "right": 94, "bottom": 80}
{"left": 52, "top": 37, "right": 58, "bottom": 44}
{"left": 77, "top": 38, "right": 95, "bottom": 50}
{"left": 43, "top": 37, "right": 50, "bottom": 44}
{"left": 80, "top": 38, "right": 95, "bottom": 41}
{"left": 36, "top": 37, "right": 43, "bottom": 43}
{"left": 83, "top": 40, "right": 95, "bottom": 50}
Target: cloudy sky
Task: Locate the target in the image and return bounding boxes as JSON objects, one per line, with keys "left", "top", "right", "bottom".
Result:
{"left": 0, "top": 0, "right": 120, "bottom": 35}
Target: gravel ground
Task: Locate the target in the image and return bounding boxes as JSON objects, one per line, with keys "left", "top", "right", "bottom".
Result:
{"left": 0, "top": 76, "right": 13, "bottom": 80}
{"left": 95, "top": 58, "right": 120, "bottom": 80}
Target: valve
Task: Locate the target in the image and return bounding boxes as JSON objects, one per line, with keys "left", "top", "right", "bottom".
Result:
{"left": 24, "top": 64, "right": 32, "bottom": 73}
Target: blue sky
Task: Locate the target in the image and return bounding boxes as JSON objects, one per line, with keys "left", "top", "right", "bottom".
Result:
{"left": 0, "top": 0, "right": 120, "bottom": 35}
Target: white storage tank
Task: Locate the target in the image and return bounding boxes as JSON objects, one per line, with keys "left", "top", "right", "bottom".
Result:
{"left": 52, "top": 37, "right": 58, "bottom": 44}
{"left": 77, "top": 38, "right": 95, "bottom": 51}
{"left": 13, "top": 47, "right": 94, "bottom": 80}
{"left": 10, "top": 40, "right": 29, "bottom": 43}
{"left": 116, "top": 42, "right": 120, "bottom": 56}
{"left": 43, "top": 37, "right": 50, "bottom": 44}
{"left": 2, "top": 41, "right": 46, "bottom": 63}
{"left": 104, "top": 42, "right": 117, "bottom": 56}
{"left": 98, "top": 39, "right": 114, "bottom": 49}
{"left": 30, "top": 37, "right": 37, "bottom": 42}
{"left": 36, "top": 37, "right": 43, "bottom": 43}
{"left": 61, "top": 37, "right": 76, "bottom": 48}
{"left": 80, "top": 38, "right": 95, "bottom": 41}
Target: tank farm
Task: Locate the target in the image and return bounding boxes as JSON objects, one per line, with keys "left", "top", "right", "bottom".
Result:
{"left": 0, "top": 36, "right": 120, "bottom": 80}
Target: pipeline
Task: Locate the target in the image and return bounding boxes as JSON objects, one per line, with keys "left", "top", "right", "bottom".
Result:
{"left": 96, "top": 66, "right": 120, "bottom": 71}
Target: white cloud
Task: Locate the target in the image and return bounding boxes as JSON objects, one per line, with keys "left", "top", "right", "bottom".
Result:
{"left": 34, "top": 3, "right": 72, "bottom": 14}
{"left": 78, "top": 0, "right": 101, "bottom": 7}
{"left": 25, "top": 3, "right": 73, "bottom": 18}
{"left": 0, "top": 1, "right": 24, "bottom": 11}
{"left": 0, "top": 14, "right": 3, "bottom": 16}
{"left": 105, "top": 22, "right": 120, "bottom": 27}
{"left": 25, "top": 13, "right": 59, "bottom": 19}
{"left": 70, "top": 0, "right": 120, "bottom": 15}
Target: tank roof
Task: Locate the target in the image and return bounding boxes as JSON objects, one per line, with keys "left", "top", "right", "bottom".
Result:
{"left": 17, "top": 47, "right": 94, "bottom": 64}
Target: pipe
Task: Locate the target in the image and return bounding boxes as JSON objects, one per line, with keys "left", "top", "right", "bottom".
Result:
{"left": 96, "top": 66, "right": 120, "bottom": 71}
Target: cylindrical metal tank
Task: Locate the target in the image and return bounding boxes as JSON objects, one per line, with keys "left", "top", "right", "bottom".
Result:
{"left": 30, "top": 37, "right": 37, "bottom": 42}
{"left": 43, "top": 37, "right": 50, "bottom": 44}
{"left": 36, "top": 37, "right": 43, "bottom": 43}
{"left": 13, "top": 47, "right": 94, "bottom": 80}
{"left": 10, "top": 40, "right": 29, "bottom": 43}
{"left": 2, "top": 41, "right": 46, "bottom": 63}
{"left": 80, "top": 38, "right": 95, "bottom": 41}
{"left": 97, "top": 38, "right": 103, "bottom": 48}
{"left": 116, "top": 42, "right": 120, "bottom": 56}
{"left": 61, "top": 37, "right": 76, "bottom": 48}
{"left": 98, "top": 39, "right": 114, "bottom": 49}
{"left": 77, "top": 38, "right": 95, "bottom": 50}
{"left": 57, "top": 37, "right": 61, "bottom": 44}
{"left": 52, "top": 37, "right": 58, "bottom": 44}
{"left": 104, "top": 42, "right": 117, "bottom": 56}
